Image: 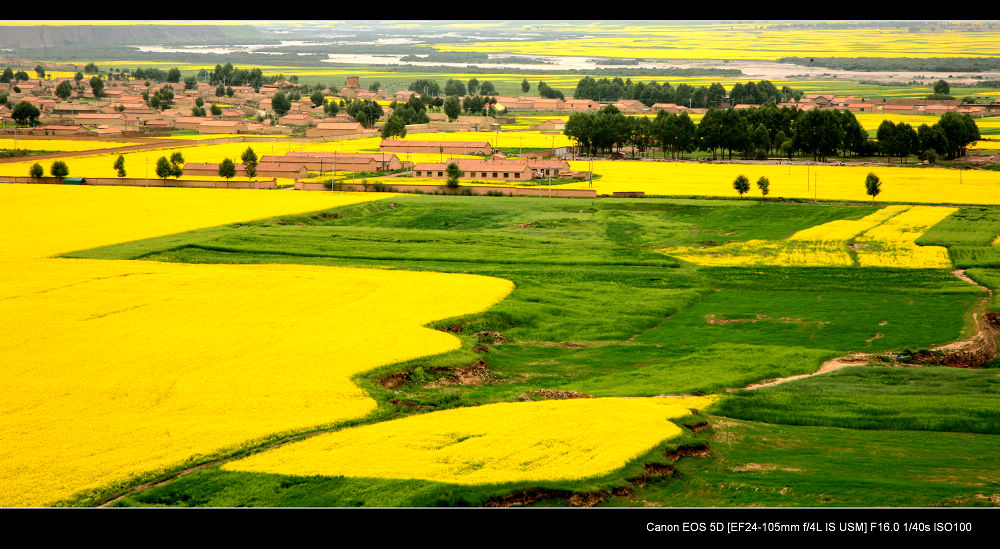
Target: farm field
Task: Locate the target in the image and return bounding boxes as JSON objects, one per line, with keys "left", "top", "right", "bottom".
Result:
{"left": 553, "top": 160, "right": 1000, "bottom": 204}
{"left": 0, "top": 184, "right": 513, "bottom": 507}
{"left": 5, "top": 19, "right": 1000, "bottom": 514}
{"left": 432, "top": 23, "right": 1000, "bottom": 60}
{"left": 55, "top": 193, "right": 997, "bottom": 508}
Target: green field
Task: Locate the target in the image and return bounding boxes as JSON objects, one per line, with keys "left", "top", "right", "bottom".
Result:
{"left": 64, "top": 194, "right": 999, "bottom": 507}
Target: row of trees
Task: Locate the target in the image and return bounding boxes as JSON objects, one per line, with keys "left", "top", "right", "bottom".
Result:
{"left": 731, "top": 172, "right": 883, "bottom": 205}
{"left": 573, "top": 77, "right": 803, "bottom": 108}
{"left": 876, "top": 112, "right": 981, "bottom": 162}
{"left": 442, "top": 78, "right": 499, "bottom": 97}
{"left": 564, "top": 103, "right": 981, "bottom": 162}
{"left": 29, "top": 161, "right": 69, "bottom": 178}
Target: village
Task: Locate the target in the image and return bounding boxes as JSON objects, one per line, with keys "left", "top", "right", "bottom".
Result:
{"left": 2, "top": 59, "right": 998, "bottom": 196}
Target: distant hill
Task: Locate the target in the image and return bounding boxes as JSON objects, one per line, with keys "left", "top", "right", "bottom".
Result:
{"left": 0, "top": 25, "right": 272, "bottom": 48}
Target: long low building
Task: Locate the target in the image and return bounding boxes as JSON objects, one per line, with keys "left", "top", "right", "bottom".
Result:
{"left": 305, "top": 122, "right": 368, "bottom": 138}
{"left": 380, "top": 139, "right": 492, "bottom": 156}
{"left": 413, "top": 159, "right": 532, "bottom": 182}
{"left": 259, "top": 155, "right": 377, "bottom": 173}
{"left": 412, "top": 158, "right": 573, "bottom": 182}
{"left": 284, "top": 151, "right": 405, "bottom": 171}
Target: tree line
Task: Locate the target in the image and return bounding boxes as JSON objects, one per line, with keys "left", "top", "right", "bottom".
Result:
{"left": 572, "top": 77, "right": 804, "bottom": 107}
{"left": 564, "top": 104, "right": 981, "bottom": 162}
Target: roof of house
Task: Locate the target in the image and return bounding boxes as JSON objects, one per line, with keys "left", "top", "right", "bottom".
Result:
{"left": 314, "top": 122, "right": 363, "bottom": 129}
{"left": 199, "top": 120, "right": 243, "bottom": 127}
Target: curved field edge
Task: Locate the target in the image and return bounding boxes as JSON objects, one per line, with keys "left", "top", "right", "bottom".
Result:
{"left": 55, "top": 194, "right": 992, "bottom": 507}
{"left": 109, "top": 414, "right": 713, "bottom": 508}
{"left": 0, "top": 185, "right": 520, "bottom": 508}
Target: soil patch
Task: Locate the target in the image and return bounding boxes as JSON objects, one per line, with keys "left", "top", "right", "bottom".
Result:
{"left": 665, "top": 443, "right": 711, "bottom": 460}
{"left": 426, "top": 359, "right": 492, "bottom": 387}
{"left": 518, "top": 389, "right": 592, "bottom": 401}
{"left": 705, "top": 314, "right": 827, "bottom": 327}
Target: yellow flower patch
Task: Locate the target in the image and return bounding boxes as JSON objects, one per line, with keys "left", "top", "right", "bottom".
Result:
{"left": 854, "top": 205, "right": 958, "bottom": 268}
{"left": 0, "top": 184, "right": 514, "bottom": 506}
{"left": 659, "top": 205, "right": 956, "bottom": 268}
{"left": 224, "top": 396, "right": 716, "bottom": 485}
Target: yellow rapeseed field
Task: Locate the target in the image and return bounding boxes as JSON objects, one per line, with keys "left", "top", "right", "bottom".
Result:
{"left": 433, "top": 24, "right": 1000, "bottom": 60}
{"left": 0, "top": 184, "right": 514, "bottom": 507}
{"left": 0, "top": 138, "right": 138, "bottom": 152}
{"left": 659, "top": 205, "right": 956, "bottom": 268}
{"left": 854, "top": 205, "right": 957, "bottom": 268}
{"left": 561, "top": 160, "right": 1000, "bottom": 205}
{"left": 224, "top": 396, "right": 716, "bottom": 484}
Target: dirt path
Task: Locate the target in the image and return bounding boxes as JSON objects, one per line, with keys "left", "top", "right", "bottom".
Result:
{"left": 741, "top": 269, "right": 994, "bottom": 391}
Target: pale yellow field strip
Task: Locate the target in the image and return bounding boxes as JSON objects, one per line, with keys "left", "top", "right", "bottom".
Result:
{"left": 224, "top": 396, "right": 716, "bottom": 484}
{"left": 433, "top": 27, "right": 1000, "bottom": 60}
{"left": 658, "top": 205, "right": 957, "bottom": 268}
{"left": 854, "top": 205, "right": 958, "bottom": 268}
{"left": 0, "top": 138, "right": 138, "bottom": 152}
{"left": 0, "top": 184, "right": 513, "bottom": 507}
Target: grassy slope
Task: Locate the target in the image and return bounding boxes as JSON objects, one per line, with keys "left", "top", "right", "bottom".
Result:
{"left": 62, "top": 194, "right": 997, "bottom": 507}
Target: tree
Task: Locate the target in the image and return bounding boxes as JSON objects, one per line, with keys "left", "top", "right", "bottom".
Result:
{"left": 368, "top": 81, "right": 380, "bottom": 93}
{"left": 55, "top": 80, "right": 73, "bottom": 101}
{"left": 521, "top": 79, "right": 530, "bottom": 94}
{"left": 479, "top": 81, "right": 497, "bottom": 96}
{"left": 444, "top": 79, "right": 466, "bottom": 97}
{"left": 34, "top": 64, "right": 45, "bottom": 79}
{"left": 409, "top": 79, "right": 440, "bottom": 97}
{"left": 444, "top": 95, "right": 461, "bottom": 121}
{"left": 381, "top": 114, "right": 407, "bottom": 139}
{"left": 933, "top": 79, "right": 950, "bottom": 95}
{"left": 167, "top": 68, "right": 181, "bottom": 83}
{"left": 310, "top": 90, "right": 325, "bottom": 108}
{"left": 865, "top": 172, "right": 881, "bottom": 204}
{"left": 241, "top": 147, "right": 258, "bottom": 179}
{"left": 156, "top": 154, "right": 183, "bottom": 180}
{"left": 184, "top": 76, "right": 197, "bottom": 90}
{"left": 84, "top": 62, "right": 99, "bottom": 74}
{"left": 757, "top": 176, "right": 770, "bottom": 200}
{"left": 11, "top": 101, "right": 40, "bottom": 126}
{"left": 467, "top": 78, "right": 479, "bottom": 96}
{"left": 89, "top": 76, "right": 104, "bottom": 98}
{"left": 50, "top": 161, "right": 69, "bottom": 178}
{"left": 210, "top": 104, "right": 222, "bottom": 116}
{"left": 226, "top": 86, "right": 234, "bottom": 98}
{"left": 155, "top": 156, "right": 174, "bottom": 179}
{"left": 446, "top": 162, "right": 461, "bottom": 189}
{"left": 216, "top": 85, "right": 225, "bottom": 97}
{"left": 271, "top": 91, "right": 291, "bottom": 116}
{"left": 345, "top": 99, "right": 383, "bottom": 128}
{"left": 191, "top": 106, "right": 206, "bottom": 117}
{"left": 74, "top": 71, "right": 83, "bottom": 84}
{"left": 114, "top": 155, "right": 126, "bottom": 178}
{"left": 1, "top": 67, "right": 13, "bottom": 83}
{"left": 29, "top": 163, "right": 43, "bottom": 179}
{"left": 218, "top": 158, "right": 236, "bottom": 180}
{"left": 195, "top": 96, "right": 204, "bottom": 107}
{"left": 537, "top": 81, "right": 564, "bottom": 100}
{"left": 733, "top": 174, "right": 750, "bottom": 199}
{"left": 324, "top": 99, "right": 339, "bottom": 117}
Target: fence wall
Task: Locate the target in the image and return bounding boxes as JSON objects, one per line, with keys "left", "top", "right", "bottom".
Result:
{"left": 296, "top": 181, "right": 596, "bottom": 198}
{"left": 5, "top": 176, "right": 279, "bottom": 189}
